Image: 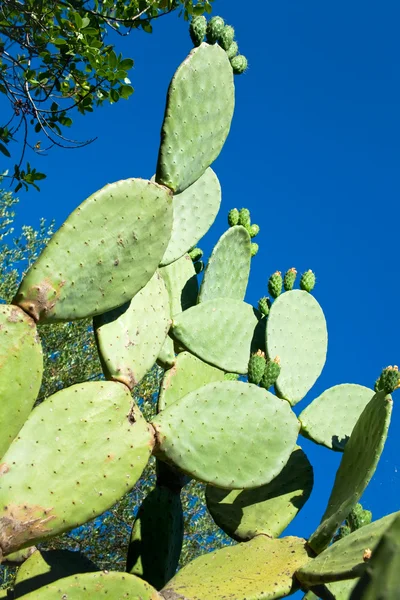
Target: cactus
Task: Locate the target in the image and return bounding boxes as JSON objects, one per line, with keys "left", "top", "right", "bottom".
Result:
{"left": 260, "top": 356, "right": 281, "bottom": 390}
{"left": 231, "top": 54, "right": 248, "bottom": 74}
{"left": 226, "top": 41, "right": 239, "bottom": 59}
{"left": 248, "top": 223, "right": 260, "bottom": 238}
{"left": 188, "top": 247, "right": 203, "bottom": 262}
{"left": 189, "top": 15, "right": 207, "bottom": 46}
{"left": 300, "top": 269, "right": 316, "bottom": 292}
{"left": 258, "top": 296, "right": 271, "bottom": 316}
{"left": 219, "top": 25, "right": 235, "bottom": 50}
{"left": 268, "top": 270, "right": 283, "bottom": 298}
{"left": 283, "top": 267, "right": 297, "bottom": 291}
{"left": 206, "top": 16, "right": 225, "bottom": 44}
{"left": 250, "top": 242, "right": 259, "bottom": 256}
{"left": 375, "top": 365, "right": 400, "bottom": 393}
{"left": 247, "top": 350, "right": 267, "bottom": 385}
{"left": 227, "top": 207, "right": 239, "bottom": 226}
{"left": 238, "top": 207, "right": 251, "bottom": 228}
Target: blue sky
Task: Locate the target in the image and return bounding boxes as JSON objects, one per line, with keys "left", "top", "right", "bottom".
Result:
{"left": 3, "top": 0, "right": 400, "bottom": 589}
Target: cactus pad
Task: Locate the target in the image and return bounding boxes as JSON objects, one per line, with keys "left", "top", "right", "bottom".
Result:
{"left": 156, "top": 44, "right": 234, "bottom": 193}
{"left": 206, "top": 446, "right": 313, "bottom": 541}
{"left": 171, "top": 298, "right": 259, "bottom": 373}
{"left": 13, "top": 179, "right": 173, "bottom": 323}
{"left": 160, "top": 168, "right": 221, "bottom": 266}
{"left": 157, "top": 335, "right": 176, "bottom": 370}
{"left": 198, "top": 226, "right": 251, "bottom": 303}
{"left": 161, "top": 535, "right": 311, "bottom": 600}
{"left": 266, "top": 290, "right": 328, "bottom": 405}
{"left": 152, "top": 381, "right": 299, "bottom": 489}
{"left": 160, "top": 254, "right": 198, "bottom": 317}
{"left": 299, "top": 384, "right": 375, "bottom": 451}
{"left": 0, "top": 382, "right": 153, "bottom": 557}
{"left": 94, "top": 271, "right": 170, "bottom": 389}
{"left": 0, "top": 305, "right": 43, "bottom": 459}
{"left": 296, "top": 512, "right": 400, "bottom": 586}
{"left": 158, "top": 351, "right": 224, "bottom": 412}
{"left": 308, "top": 391, "right": 392, "bottom": 554}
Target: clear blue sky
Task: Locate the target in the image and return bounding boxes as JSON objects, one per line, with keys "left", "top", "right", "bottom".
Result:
{"left": 4, "top": 0, "right": 400, "bottom": 588}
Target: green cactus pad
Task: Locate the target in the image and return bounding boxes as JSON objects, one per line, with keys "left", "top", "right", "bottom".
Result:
{"left": 303, "top": 580, "right": 358, "bottom": 600}
{"left": 157, "top": 335, "right": 176, "bottom": 370}
{"left": 152, "top": 381, "right": 299, "bottom": 489}
{"left": 126, "top": 486, "right": 183, "bottom": 590}
{"left": 13, "top": 179, "right": 173, "bottom": 323}
{"left": 299, "top": 384, "right": 375, "bottom": 451}
{"left": 0, "top": 305, "right": 43, "bottom": 460}
{"left": 160, "top": 254, "right": 198, "bottom": 318}
{"left": 14, "top": 549, "right": 98, "bottom": 597}
{"left": 171, "top": 298, "right": 259, "bottom": 374}
{"left": 308, "top": 391, "right": 392, "bottom": 554}
{"left": 155, "top": 44, "right": 234, "bottom": 194}
{"left": 161, "top": 535, "right": 311, "bottom": 600}
{"left": 160, "top": 168, "right": 221, "bottom": 266}
{"left": 296, "top": 511, "right": 400, "bottom": 586}
{"left": 158, "top": 351, "right": 224, "bottom": 412}
{"left": 94, "top": 272, "right": 170, "bottom": 390}
{"left": 205, "top": 446, "right": 313, "bottom": 541}
{"left": 198, "top": 226, "right": 251, "bottom": 303}
{"left": 266, "top": 290, "right": 328, "bottom": 405}
{"left": 0, "top": 382, "right": 153, "bottom": 557}
{"left": 20, "top": 571, "right": 160, "bottom": 599}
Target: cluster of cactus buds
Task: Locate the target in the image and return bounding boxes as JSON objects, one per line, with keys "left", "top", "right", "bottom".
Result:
{"left": 375, "top": 365, "right": 400, "bottom": 394}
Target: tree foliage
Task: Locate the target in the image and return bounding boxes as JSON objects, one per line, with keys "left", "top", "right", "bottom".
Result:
{"left": 0, "top": 0, "right": 214, "bottom": 191}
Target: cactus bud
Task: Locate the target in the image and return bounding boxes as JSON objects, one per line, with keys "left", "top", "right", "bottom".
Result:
{"left": 300, "top": 270, "right": 316, "bottom": 293}
{"left": 226, "top": 41, "right": 239, "bottom": 60}
{"left": 189, "top": 247, "right": 203, "bottom": 262}
{"left": 247, "top": 350, "right": 266, "bottom": 385}
{"left": 258, "top": 296, "right": 271, "bottom": 317}
{"left": 206, "top": 16, "right": 225, "bottom": 44}
{"left": 283, "top": 268, "right": 297, "bottom": 291}
{"left": 268, "top": 271, "right": 283, "bottom": 298}
{"left": 189, "top": 16, "right": 207, "bottom": 46}
{"left": 260, "top": 356, "right": 281, "bottom": 390}
{"left": 347, "top": 503, "right": 372, "bottom": 531}
{"left": 374, "top": 365, "right": 400, "bottom": 394}
{"left": 231, "top": 55, "right": 248, "bottom": 75}
{"left": 224, "top": 372, "right": 240, "bottom": 381}
{"left": 194, "top": 260, "right": 204, "bottom": 274}
{"left": 219, "top": 25, "right": 235, "bottom": 50}
{"left": 333, "top": 524, "right": 352, "bottom": 543}
{"left": 238, "top": 208, "right": 251, "bottom": 228}
{"left": 250, "top": 243, "right": 259, "bottom": 257}
{"left": 228, "top": 208, "right": 239, "bottom": 227}
{"left": 248, "top": 224, "right": 260, "bottom": 238}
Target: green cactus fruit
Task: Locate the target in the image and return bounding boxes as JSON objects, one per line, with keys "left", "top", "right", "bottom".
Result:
{"left": 238, "top": 207, "right": 251, "bottom": 228}
{"left": 171, "top": 298, "right": 259, "bottom": 374}
{"left": 258, "top": 296, "right": 271, "bottom": 317}
{"left": 248, "top": 223, "right": 260, "bottom": 238}
{"left": 156, "top": 335, "right": 176, "bottom": 370}
{"left": 268, "top": 271, "right": 283, "bottom": 298}
{"left": 206, "top": 446, "right": 313, "bottom": 541}
{"left": 333, "top": 524, "right": 352, "bottom": 543}
{"left": 158, "top": 351, "right": 224, "bottom": 413}
{"left": 194, "top": 260, "right": 204, "bottom": 274}
{"left": 228, "top": 207, "right": 239, "bottom": 226}
{"left": 299, "top": 384, "right": 375, "bottom": 451}
{"left": 224, "top": 372, "right": 240, "bottom": 381}
{"left": 347, "top": 504, "right": 373, "bottom": 531}
{"left": 260, "top": 356, "right": 281, "bottom": 390}
{"left": 375, "top": 365, "right": 400, "bottom": 394}
{"left": 296, "top": 511, "right": 400, "bottom": 586}
{"left": 160, "top": 168, "right": 221, "bottom": 266}
{"left": 161, "top": 535, "right": 311, "bottom": 600}
{"left": 247, "top": 350, "right": 267, "bottom": 385}
{"left": 226, "top": 41, "right": 239, "bottom": 59}
{"left": 308, "top": 390, "right": 392, "bottom": 554}
{"left": 0, "top": 382, "right": 153, "bottom": 557}
{"left": 300, "top": 269, "right": 316, "bottom": 292}
{"left": 94, "top": 271, "right": 170, "bottom": 389}
{"left": 206, "top": 16, "right": 225, "bottom": 44}
{"left": 231, "top": 54, "right": 248, "bottom": 75}
{"left": 156, "top": 44, "right": 234, "bottom": 194}
{"left": 189, "top": 247, "right": 203, "bottom": 262}
{"left": 160, "top": 254, "right": 198, "bottom": 318}
{"left": 13, "top": 550, "right": 98, "bottom": 598}
{"left": 189, "top": 15, "right": 207, "bottom": 46}
{"left": 13, "top": 179, "right": 173, "bottom": 323}
{"left": 152, "top": 380, "right": 299, "bottom": 489}
{"left": 283, "top": 267, "right": 297, "bottom": 291}
{"left": 126, "top": 486, "right": 183, "bottom": 590}
{"left": 0, "top": 305, "right": 43, "bottom": 460}
{"left": 218, "top": 25, "right": 235, "bottom": 50}
{"left": 250, "top": 242, "right": 259, "bottom": 257}
{"left": 198, "top": 226, "right": 251, "bottom": 303}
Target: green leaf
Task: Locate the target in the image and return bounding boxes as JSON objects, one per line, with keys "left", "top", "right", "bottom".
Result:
{"left": 54, "top": 38, "right": 67, "bottom": 46}
{"left": 110, "top": 88, "right": 120, "bottom": 102}
{"left": 74, "top": 12, "right": 83, "bottom": 29}
{"left": 119, "top": 58, "right": 134, "bottom": 70}
{"left": 119, "top": 85, "right": 133, "bottom": 100}
{"left": 0, "top": 143, "right": 10, "bottom": 158}
{"left": 108, "top": 50, "right": 117, "bottom": 69}
{"left": 81, "top": 17, "right": 91, "bottom": 29}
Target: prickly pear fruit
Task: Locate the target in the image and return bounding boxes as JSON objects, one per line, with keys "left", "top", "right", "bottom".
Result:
{"left": 248, "top": 351, "right": 267, "bottom": 385}
{"left": 238, "top": 208, "right": 251, "bottom": 228}
{"left": 300, "top": 270, "right": 316, "bottom": 293}
{"left": 194, "top": 261, "right": 204, "bottom": 274}
{"left": 333, "top": 524, "right": 352, "bottom": 542}
{"left": 283, "top": 268, "right": 297, "bottom": 291}
{"left": 248, "top": 224, "right": 260, "bottom": 238}
{"left": 189, "top": 247, "right": 203, "bottom": 262}
{"left": 219, "top": 25, "right": 235, "bottom": 50}
{"left": 251, "top": 243, "right": 259, "bottom": 257}
{"left": 231, "top": 54, "right": 248, "bottom": 75}
{"left": 258, "top": 296, "right": 271, "bottom": 317}
{"left": 206, "top": 16, "right": 225, "bottom": 44}
{"left": 228, "top": 208, "right": 239, "bottom": 227}
{"left": 226, "top": 41, "right": 239, "bottom": 59}
{"left": 189, "top": 16, "right": 207, "bottom": 46}
{"left": 224, "top": 372, "right": 240, "bottom": 381}
{"left": 375, "top": 365, "right": 400, "bottom": 394}
{"left": 347, "top": 503, "right": 372, "bottom": 531}
{"left": 260, "top": 356, "right": 281, "bottom": 390}
{"left": 268, "top": 271, "right": 283, "bottom": 298}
